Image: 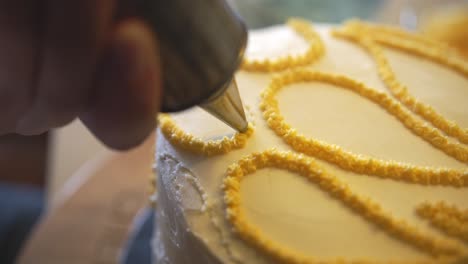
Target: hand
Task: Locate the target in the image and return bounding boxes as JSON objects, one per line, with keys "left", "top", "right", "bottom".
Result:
{"left": 0, "top": 0, "right": 161, "bottom": 150}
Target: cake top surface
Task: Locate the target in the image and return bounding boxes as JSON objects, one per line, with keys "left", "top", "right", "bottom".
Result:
{"left": 156, "top": 19, "right": 468, "bottom": 263}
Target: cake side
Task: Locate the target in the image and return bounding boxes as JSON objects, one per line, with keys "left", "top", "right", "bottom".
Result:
{"left": 153, "top": 142, "right": 222, "bottom": 264}
{"left": 153, "top": 21, "right": 468, "bottom": 264}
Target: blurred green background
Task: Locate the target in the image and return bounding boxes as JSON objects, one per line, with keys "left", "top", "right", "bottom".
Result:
{"left": 231, "top": 0, "right": 386, "bottom": 28}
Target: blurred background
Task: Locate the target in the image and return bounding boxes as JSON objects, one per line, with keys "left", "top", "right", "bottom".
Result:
{"left": 1, "top": 0, "right": 466, "bottom": 264}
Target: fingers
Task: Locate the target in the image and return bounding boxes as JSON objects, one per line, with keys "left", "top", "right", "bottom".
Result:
{"left": 16, "top": 0, "right": 115, "bottom": 135}
{"left": 0, "top": 0, "right": 41, "bottom": 133}
{"left": 80, "top": 20, "right": 161, "bottom": 150}
{"left": 0, "top": 1, "right": 161, "bottom": 150}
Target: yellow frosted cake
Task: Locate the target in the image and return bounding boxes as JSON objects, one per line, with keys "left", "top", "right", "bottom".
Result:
{"left": 152, "top": 19, "right": 468, "bottom": 264}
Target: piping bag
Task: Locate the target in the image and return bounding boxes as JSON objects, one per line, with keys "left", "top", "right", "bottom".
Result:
{"left": 119, "top": 0, "right": 248, "bottom": 132}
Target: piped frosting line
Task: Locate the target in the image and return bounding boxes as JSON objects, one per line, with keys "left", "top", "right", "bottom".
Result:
{"left": 241, "top": 18, "right": 325, "bottom": 72}
{"left": 337, "top": 20, "right": 456, "bottom": 54}
{"left": 158, "top": 114, "right": 254, "bottom": 156}
{"left": 260, "top": 69, "right": 468, "bottom": 186}
{"left": 416, "top": 202, "right": 468, "bottom": 243}
{"left": 222, "top": 150, "right": 465, "bottom": 264}
{"left": 417, "top": 202, "right": 468, "bottom": 223}
{"left": 333, "top": 20, "right": 468, "bottom": 145}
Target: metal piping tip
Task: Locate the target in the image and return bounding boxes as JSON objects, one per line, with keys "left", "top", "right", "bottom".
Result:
{"left": 201, "top": 79, "right": 248, "bottom": 133}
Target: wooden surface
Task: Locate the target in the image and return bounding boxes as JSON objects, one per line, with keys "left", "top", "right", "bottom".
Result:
{"left": 18, "top": 134, "right": 155, "bottom": 264}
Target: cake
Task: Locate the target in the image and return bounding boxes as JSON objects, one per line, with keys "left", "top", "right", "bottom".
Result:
{"left": 421, "top": 6, "right": 468, "bottom": 59}
{"left": 152, "top": 19, "right": 468, "bottom": 264}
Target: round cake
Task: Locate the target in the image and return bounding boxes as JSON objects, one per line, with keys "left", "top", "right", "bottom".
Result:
{"left": 152, "top": 19, "right": 468, "bottom": 264}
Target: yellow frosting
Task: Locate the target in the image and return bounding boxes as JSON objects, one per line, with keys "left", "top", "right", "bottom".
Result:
{"left": 421, "top": 7, "right": 468, "bottom": 58}
{"left": 223, "top": 149, "right": 464, "bottom": 263}
{"left": 260, "top": 69, "right": 467, "bottom": 185}
{"left": 333, "top": 20, "right": 468, "bottom": 145}
{"left": 416, "top": 202, "right": 468, "bottom": 243}
{"left": 241, "top": 18, "right": 325, "bottom": 72}
{"left": 158, "top": 114, "right": 254, "bottom": 156}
